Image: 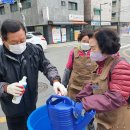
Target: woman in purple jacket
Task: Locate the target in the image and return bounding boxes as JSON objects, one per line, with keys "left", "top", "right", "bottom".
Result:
{"left": 73, "top": 28, "right": 130, "bottom": 130}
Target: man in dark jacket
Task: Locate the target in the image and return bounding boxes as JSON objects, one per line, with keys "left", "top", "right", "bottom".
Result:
{"left": 0, "top": 19, "right": 67, "bottom": 130}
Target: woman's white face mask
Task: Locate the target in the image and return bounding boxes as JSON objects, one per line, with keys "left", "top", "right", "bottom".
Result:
{"left": 80, "top": 42, "right": 90, "bottom": 51}
{"left": 9, "top": 42, "right": 26, "bottom": 55}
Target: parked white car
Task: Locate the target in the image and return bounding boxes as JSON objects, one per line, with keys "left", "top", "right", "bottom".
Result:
{"left": 0, "top": 37, "right": 3, "bottom": 45}
{"left": 26, "top": 32, "right": 47, "bottom": 51}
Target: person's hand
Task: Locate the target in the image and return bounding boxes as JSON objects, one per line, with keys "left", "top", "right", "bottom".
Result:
{"left": 73, "top": 102, "right": 85, "bottom": 119}
{"left": 53, "top": 82, "right": 67, "bottom": 96}
{"left": 7, "top": 83, "right": 25, "bottom": 96}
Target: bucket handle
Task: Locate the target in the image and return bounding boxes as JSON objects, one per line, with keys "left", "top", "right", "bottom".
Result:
{"left": 46, "top": 95, "right": 73, "bottom": 105}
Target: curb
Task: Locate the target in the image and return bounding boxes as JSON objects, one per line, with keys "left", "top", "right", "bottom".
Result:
{"left": 47, "top": 41, "right": 78, "bottom": 48}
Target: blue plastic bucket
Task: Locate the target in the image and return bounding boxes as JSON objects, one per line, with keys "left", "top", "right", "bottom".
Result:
{"left": 27, "top": 105, "right": 95, "bottom": 130}
{"left": 27, "top": 105, "right": 51, "bottom": 130}
{"left": 27, "top": 96, "right": 96, "bottom": 130}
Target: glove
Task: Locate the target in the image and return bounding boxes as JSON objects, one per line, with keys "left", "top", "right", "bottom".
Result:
{"left": 73, "top": 102, "right": 85, "bottom": 119}
{"left": 7, "top": 83, "right": 25, "bottom": 96}
{"left": 53, "top": 82, "right": 67, "bottom": 96}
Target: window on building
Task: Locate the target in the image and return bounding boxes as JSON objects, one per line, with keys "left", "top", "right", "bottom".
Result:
{"left": 68, "top": 2, "right": 78, "bottom": 10}
{"left": 61, "top": 1, "right": 66, "bottom": 6}
{"left": 21, "top": 0, "right": 31, "bottom": 9}
{"left": 0, "top": 6, "right": 5, "bottom": 15}
{"left": 112, "top": 1, "right": 117, "bottom": 7}
{"left": 10, "top": 2, "right": 18, "bottom": 12}
{"left": 112, "top": 12, "right": 116, "bottom": 18}
{"left": 94, "top": 8, "right": 101, "bottom": 15}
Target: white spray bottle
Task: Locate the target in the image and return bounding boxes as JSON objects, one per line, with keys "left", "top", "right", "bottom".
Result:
{"left": 12, "top": 76, "right": 27, "bottom": 104}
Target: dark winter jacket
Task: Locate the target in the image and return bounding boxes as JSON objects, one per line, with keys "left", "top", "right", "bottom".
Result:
{"left": 0, "top": 43, "right": 60, "bottom": 117}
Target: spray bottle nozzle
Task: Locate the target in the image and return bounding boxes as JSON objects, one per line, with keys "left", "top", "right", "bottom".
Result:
{"left": 22, "top": 76, "right": 27, "bottom": 82}
{"left": 19, "top": 76, "right": 27, "bottom": 88}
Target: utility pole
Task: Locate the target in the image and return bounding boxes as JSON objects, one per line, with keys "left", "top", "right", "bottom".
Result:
{"left": 17, "top": 0, "right": 27, "bottom": 32}
{"left": 100, "top": 3, "right": 101, "bottom": 26}
{"left": 117, "top": 0, "right": 121, "bottom": 35}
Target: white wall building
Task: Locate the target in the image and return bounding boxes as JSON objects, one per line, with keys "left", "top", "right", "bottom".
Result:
{"left": 0, "top": 0, "right": 85, "bottom": 44}
{"left": 84, "top": 0, "right": 112, "bottom": 26}
{"left": 112, "top": 0, "right": 130, "bottom": 34}
{"left": 112, "top": 0, "right": 130, "bottom": 23}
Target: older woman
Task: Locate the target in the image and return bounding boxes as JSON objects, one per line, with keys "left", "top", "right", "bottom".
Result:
{"left": 73, "top": 28, "right": 130, "bottom": 130}
{"left": 62, "top": 30, "right": 97, "bottom": 100}
{"left": 62, "top": 30, "right": 97, "bottom": 130}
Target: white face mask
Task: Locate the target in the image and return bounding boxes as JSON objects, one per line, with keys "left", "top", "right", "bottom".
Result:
{"left": 9, "top": 42, "right": 26, "bottom": 55}
{"left": 80, "top": 43, "right": 90, "bottom": 51}
{"left": 90, "top": 51, "right": 107, "bottom": 61}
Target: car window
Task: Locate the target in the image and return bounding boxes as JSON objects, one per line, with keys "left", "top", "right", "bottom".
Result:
{"left": 32, "top": 32, "right": 42, "bottom": 36}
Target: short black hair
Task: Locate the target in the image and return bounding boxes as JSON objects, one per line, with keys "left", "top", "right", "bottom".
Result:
{"left": 94, "top": 28, "right": 120, "bottom": 54}
{"left": 1, "top": 19, "right": 26, "bottom": 40}
{"left": 78, "top": 30, "right": 93, "bottom": 42}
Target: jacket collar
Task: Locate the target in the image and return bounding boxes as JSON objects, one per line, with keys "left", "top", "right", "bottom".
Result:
{"left": 3, "top": 45, "right": 22, "bottom": 62}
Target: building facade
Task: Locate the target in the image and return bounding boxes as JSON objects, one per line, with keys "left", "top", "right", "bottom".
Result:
{"left": 0, "top": 0, "right": 85, "bottom": 44}
{"left": 112, "top": 0, "right": 130, "bottom": 34}
{"left": 84, "top": 0, "right": 112, "bottom": 29}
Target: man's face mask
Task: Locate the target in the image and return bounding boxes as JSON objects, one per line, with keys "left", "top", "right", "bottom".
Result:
{"left": 80, "top": 42, "right": 90, "bottom": 51}
{"left": 9, "top": 42, "right": 26, "bottom": 55}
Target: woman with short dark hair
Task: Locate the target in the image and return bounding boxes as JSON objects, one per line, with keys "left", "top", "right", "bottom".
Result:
{"left": 73, "top": 28, "right": 130, "bottom": 130}
{"left": 62, "top": 30, "right": 97, "bottom": 130}
{"left": 62, "top": 30, "right": 97, "bottom": 100}
{"left": 94, "top": 28, "right": 120, "bottom": 54}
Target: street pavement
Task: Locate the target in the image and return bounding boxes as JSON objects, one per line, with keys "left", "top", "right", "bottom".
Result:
{"left": 0, "top": 36, "right": 130, "bottom": 130}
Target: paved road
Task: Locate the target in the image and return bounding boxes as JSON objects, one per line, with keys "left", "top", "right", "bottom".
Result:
{"left": 0, "top": 37, "right": 130, "bottom": 129}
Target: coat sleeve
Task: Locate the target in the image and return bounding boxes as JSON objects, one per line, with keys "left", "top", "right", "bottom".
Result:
{"left": 76, "top": 60, "right": 130, "bottom": 113}
{"left": 0, "top": 82, "right": 9, "bottom": 97}
{"left": 76, "top": 83, "right": 93, "bottom": 101}
{"left": 61, "top": 49, "right": 74, "bottom": 87}
{"left": 62, "top": 68, "right": 72, "bottom": 88}
{"left": 66, "top": 49, "right": 74, "bottom": 70}
{"left": 38, "top": 47, "right": 61, "bottom": 85}
{"left": 0, "top": 66, "right": 9, "bottom": 98}
{"left": 0, "top": 58, "right": 9, "bottom": 97}
{"left": 81, "top": 90, "right": 127, "bottom": 113}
